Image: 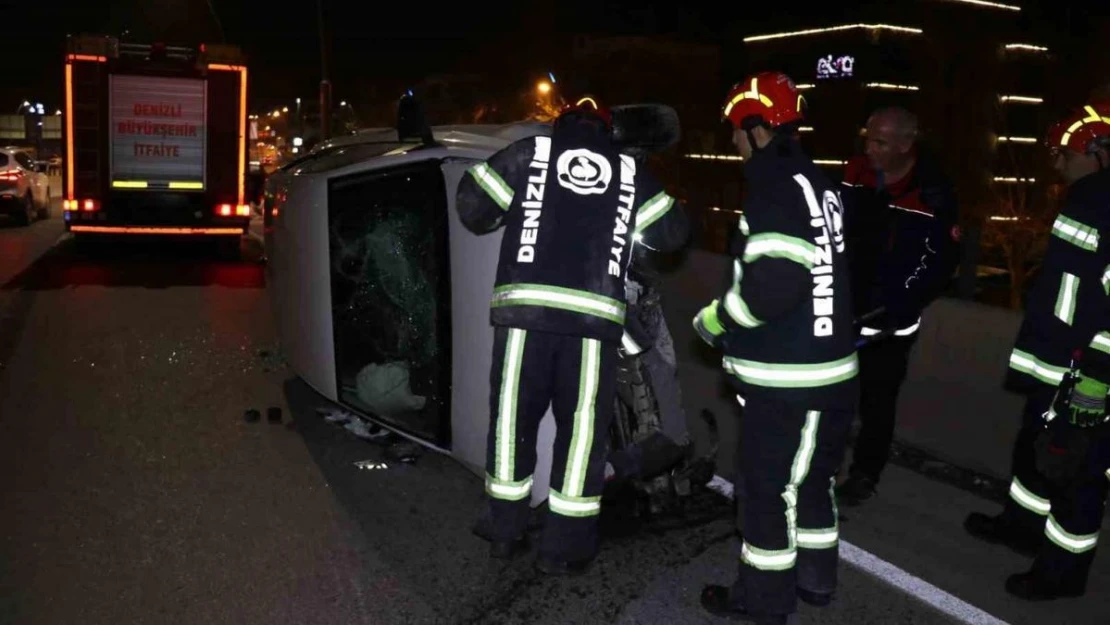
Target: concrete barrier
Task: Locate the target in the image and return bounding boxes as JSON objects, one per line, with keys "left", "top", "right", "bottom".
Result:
{"left": 655, "top": 248, "right": 1026, "bottom": 481}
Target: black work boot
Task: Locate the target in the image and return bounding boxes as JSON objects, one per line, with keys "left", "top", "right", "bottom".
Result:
{"left": 1004, "top": 570, "right": 1086, "bottom": 601}
{"left": 796, "top": 587, "right": 832, "bottom": 607}
{"left": 700, "top": 585, "right": 788, "bottom": 624}
{"left": 535, "top": 552, "right": 594, "bottom": 576}
{"left": 834, "top": 474, "right": 877, "bottom": 507}
{"left": 963, "top": 512, "right": 1041, "bottom": 558}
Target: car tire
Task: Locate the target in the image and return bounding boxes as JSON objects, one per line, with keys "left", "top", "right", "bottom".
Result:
{"left": 14, "top": 194, "right": 32, "bottom": 226}
{"left": 37, "top": 190, "right": 51, "bottom": 219}
{"left": 216, "top": 237, "right": 242, "bottom": 261}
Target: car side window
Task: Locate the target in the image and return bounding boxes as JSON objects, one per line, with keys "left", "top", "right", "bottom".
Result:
{"left": 14, "top": 153, "right": 33, "bottom": 170}
{"left": 326, "top": 160, "right": 452, "bottom": 446}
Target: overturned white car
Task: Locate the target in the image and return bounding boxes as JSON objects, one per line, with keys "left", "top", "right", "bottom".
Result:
{"left": 264, "top": 98, "right": 694, "bottom": 507}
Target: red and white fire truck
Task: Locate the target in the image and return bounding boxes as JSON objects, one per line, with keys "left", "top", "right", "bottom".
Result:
{"left": 63, "top": 35, "right": 250, "bottom": 253}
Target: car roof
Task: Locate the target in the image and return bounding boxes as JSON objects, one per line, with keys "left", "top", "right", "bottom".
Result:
{"left": 284, "top": 121, "right": 552, "bottom": 177}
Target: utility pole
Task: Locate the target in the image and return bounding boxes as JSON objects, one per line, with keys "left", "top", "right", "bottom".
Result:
{"left": 318, "top": 0, "right": 331, "bottom": 142}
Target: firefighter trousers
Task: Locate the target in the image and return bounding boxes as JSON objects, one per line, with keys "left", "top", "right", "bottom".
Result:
{"left": 848, "top": 333, "right": 917, "bottom": 483}
{"left": 1030, "top": 421, "right": 1110, "bottom": 591}
{"left": 1000, "top": 388, "right": 1057, "bottom": 539}
{"left": 484, "top": 326, "right": 618, "bottom": 562}
{"left": 731, "top": 397, "right": 854, "bottom": 617}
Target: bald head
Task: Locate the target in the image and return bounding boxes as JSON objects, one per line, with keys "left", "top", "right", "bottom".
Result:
{"left": 870, "top": 107, "right": 919, "bottom": 141}
{"left": 864, "top": 107, "right": 919, "bottom": 181}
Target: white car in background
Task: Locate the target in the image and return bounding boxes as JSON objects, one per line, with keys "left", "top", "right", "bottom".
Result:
{"left": 0, "top": 146, "right": 51, "bottom": 226}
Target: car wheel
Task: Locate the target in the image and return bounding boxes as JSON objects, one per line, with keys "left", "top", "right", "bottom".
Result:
{"left": 14, "top": 194, "right": 32, "bottom": 226}
{"left": 37, "top": 190, "right": 51, "bottom": 219}
{"left": 216, "top": 237, "right": 242, "bottom": 261}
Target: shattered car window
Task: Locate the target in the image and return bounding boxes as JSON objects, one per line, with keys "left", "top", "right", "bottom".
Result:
{"left": 327, "top": 161, "right": 452, "bottom": 445}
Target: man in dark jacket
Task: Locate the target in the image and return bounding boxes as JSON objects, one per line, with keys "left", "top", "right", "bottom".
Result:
{"left": 696, "top": 71, "right": 859, "bottom": 625}
{"left": 455, "top": 98, "right": 688, "bottom": 574}
{"left": 965, "top": 103, "right": 1110, "bottom": 600}
{"left": 835, "top": 107, "right": 961, "bottom": 505}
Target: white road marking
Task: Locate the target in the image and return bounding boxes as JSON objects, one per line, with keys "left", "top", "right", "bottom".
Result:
{"left": 707, "top": 475, "right": 1010, "bottom": 625}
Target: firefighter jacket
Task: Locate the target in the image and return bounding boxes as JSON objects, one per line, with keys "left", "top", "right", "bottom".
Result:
{"left": 840, "top": 150, "right": 961, "bottom": 334}
{"left": 456, "top": 117, "right": 689, "bottom": 344}
{"left": 1007, "top": 167, "right": 1110, "bottom": 392}
{"left": 694, "top": 135, "right": 859, "bottom": 409}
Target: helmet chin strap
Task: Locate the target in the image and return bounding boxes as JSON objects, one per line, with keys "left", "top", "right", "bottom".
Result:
{"left": 742, "top": 121, "right": 769, "bottom": 155}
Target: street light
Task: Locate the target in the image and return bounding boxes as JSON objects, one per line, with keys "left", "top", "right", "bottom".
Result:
{"left": 282, "top": 106, "right": 289, "bottom": 113}
{"left": 340, "top": 100, "right": 347, "bottom": 107}
{"left": 537, "top": 81, "right": 552, "bottom": 95}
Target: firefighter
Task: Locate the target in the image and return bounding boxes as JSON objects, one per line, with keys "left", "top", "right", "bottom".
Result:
{"left": 694, "top": 72, "right": 859, "bottom": 624}
{"left": 834, "top": 106, "right": 962, "bottom": 506}
{"left": 455, "top": 97, "right": 689, "bottom": 574}
{"left": 965, "top": 103, "right": 1110, "bottom": 600}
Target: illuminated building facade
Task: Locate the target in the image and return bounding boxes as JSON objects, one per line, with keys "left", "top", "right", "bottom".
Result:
{"left": 678, "top": 0, "right": 1097, "bottom": 252}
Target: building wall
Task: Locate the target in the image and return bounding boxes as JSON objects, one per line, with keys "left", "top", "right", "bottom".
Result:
{"left": 694, "top": 0, "right": 1080, "bottom": 265}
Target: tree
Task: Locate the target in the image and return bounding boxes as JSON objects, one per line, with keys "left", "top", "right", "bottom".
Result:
{"left": 978, "top": 136, "right": 1059, "bottom": 309}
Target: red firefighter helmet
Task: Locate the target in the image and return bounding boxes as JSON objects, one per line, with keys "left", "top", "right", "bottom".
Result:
{"left": 1048, "top": 103, "right": 1110, "bottom": 155}
{"left": 722, "top": 71, "right": 805, "bottom": 129}
{"left": 559, "top": 95, "right": 612, "bottom": 128}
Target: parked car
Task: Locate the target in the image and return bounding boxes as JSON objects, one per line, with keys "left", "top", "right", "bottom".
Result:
{"left": 0, "top": 146, "right": 51, "bottom": 225}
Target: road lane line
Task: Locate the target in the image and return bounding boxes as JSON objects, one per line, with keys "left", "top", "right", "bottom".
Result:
{"left": 706, "top": 475, "right": 1010, "bottom": 625}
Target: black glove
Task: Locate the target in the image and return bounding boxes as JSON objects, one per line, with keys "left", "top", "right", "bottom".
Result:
{"left": 1034, "top": 423, "right": 1095, "bottom": 485}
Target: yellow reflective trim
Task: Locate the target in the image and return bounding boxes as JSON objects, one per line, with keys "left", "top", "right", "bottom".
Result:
{"left": 112, "top": 180, "right": 148, "bottom": 189}
{"left": 723, "top": 76, "right": 776, "bottom": 118}
{"left": 1060, "top": 107, "right": 1110, "bottom": 146}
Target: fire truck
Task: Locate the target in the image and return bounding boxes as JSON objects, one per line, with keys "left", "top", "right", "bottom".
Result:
{"left": 63, "top": 35, "right": 250, "bottom": 254}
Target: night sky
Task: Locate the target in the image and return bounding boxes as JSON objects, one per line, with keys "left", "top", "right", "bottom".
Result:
{"left": 0, "top": 0, "right": 1093, "bottom": 114}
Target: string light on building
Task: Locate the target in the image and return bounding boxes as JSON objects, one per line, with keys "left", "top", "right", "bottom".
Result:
{"left": 865, "top": 83, "right": 920, "bottom": 91}
{"left": 989, "top": 216, "right": 1027, "bottom": 221}
{"left": 743, "top": 24, "right": 923, "bottom": 43}
{"left": 947, "top": 0, "right": 1020, "bottom": 11}
{"left": 997, "top": 136, "right": 1038, "bottom": 143}
{"left": 813, "top": 159, "right": 848, "bottom": 166}
{"left": 1004, "top": 43, "right": 1048, "bottom": 52}
{"left": 1000, "top": 95, "right": 1043, "bottom": 104}
{"left": 795, "top": 84, "right": 816, "bottom": 91}
{"left": 685, "top": 153, "right": 744, "bottom": 161}
{"left": 799, "top": 126, "right": 815, "bottom": 133}
{"left": 993, "top": 176, "right": 1036, "bottom": 183}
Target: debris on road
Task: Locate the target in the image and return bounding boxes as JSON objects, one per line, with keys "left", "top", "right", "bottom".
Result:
{"left": 316, "top": 406, "right": 393, "bottom": 443}
{"left": 354, "top": 460, "right": 389, "bottom": 470}
{"left": 386, "top": 440, "right": 423, "bottom": 464}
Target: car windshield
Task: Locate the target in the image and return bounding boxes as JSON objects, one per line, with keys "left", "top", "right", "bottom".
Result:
{"left": 0, "top": 153, "right": 8, "bottom": 167}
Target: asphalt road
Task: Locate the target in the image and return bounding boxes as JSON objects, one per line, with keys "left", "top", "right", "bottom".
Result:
{"left": 0, "top": 204, "right": 1105, "bottom": 624}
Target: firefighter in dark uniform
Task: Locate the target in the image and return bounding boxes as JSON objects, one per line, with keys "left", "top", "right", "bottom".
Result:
{"left": 455, "top": 98, "right": 689, "bottom": 574}
{"left": 834, "top": 107, "right": 962, "bottom": 505}
{"left": 694, "top": 72, "right": 859, "bottom": 625}
{"left": 965, "top": 103, "right": 1110, "bottom": 600}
